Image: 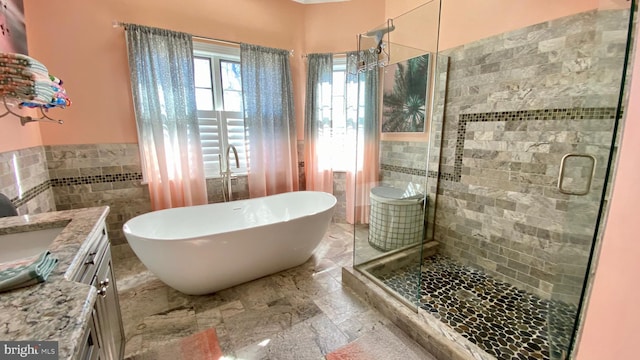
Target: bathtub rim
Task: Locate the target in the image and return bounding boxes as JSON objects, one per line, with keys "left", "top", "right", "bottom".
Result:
{"left": 123, "top": 190, "right": 337, "bottom": 242}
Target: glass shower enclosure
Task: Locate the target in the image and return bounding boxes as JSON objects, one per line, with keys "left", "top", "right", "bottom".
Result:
{"left": 352, "top": 0, "right": 442, "bottom": 310}
{"left": 351, "top": 1, "right": 636, "bottom": 359}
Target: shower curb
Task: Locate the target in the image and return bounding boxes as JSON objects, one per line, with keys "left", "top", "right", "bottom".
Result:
{"left": 342, "top": 266, "right": 497, "bottom": 360}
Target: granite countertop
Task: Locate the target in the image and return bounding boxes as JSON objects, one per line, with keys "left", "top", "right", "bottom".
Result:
{"left": 0, "top": 206, "right": 110, "bottom": 359}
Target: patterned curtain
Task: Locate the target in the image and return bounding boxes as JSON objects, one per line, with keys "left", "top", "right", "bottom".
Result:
{"left": 304, "top": 53, "right": 334, "bottom": 193}
{"left": 124, "top": 24, "right": 207, "bottom": 210}
{"left": 347, "top": 51, "right": 380, "bottom": 224}
{"left": 240, "top": 44, "right": 298, "bottom": 197}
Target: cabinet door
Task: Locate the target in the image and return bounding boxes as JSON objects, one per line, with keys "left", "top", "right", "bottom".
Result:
{"left": 88, "top": 310, "right": 102, "bottom": 360}
{"left": 78, "top": 308, "right": 102, "bottom": 360}
{"left": 95, "top": 246, "right": 124, "bottom": 360}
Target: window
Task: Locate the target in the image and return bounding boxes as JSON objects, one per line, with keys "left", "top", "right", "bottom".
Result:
{"left": 193, "top": 42, "right": 248, "bottom": 178}
{"left": 322, "top": 58, "right": 364, "bottom": 171}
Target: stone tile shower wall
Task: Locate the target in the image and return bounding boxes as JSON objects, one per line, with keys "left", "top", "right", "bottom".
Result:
{"left": 46, "top": 143, "right": 151, "bottom": 246}
{"left": 380, "top": 141, "right": 431, "bottom": 191}
{"left": 0, "top": 146, "right": 55, "bottom": 214}
{"left": 432, "top": 9, "right": 628, "bottom": 304}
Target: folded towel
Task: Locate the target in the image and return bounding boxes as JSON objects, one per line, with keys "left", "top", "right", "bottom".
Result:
{"left": 0, "top": 76, "right": 36, "bottom": 87}
{"left": 0, "top": 251, "right": 58, "bottom": 293}
{"left": 0, "top": 53, "right": 48, "bottom": 74}
{"left": 0, "top": 80, "right": 59, "bottom": 103}
{"left": 0, "top": 65, "right": 48, "bottom": 79}
{"left": 17, "top": 76, "right": 71, "bottom": 109}
{"left": 0, "top": 53, "right": 72, "bottom": 110}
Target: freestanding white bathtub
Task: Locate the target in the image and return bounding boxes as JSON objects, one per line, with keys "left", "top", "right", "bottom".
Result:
{"left": 123, "top": 191, "right": 336, "bottom": 295}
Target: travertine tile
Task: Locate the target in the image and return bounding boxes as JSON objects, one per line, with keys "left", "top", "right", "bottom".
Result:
{"left": 115, "top": 223, "right": 437, "bottom": 359}
{"left": 234, "top": 319, "right": 326, "bottom": 360}
{"left": 139, "top": 307, "right": 198, "bottom": 342}
{"left": 335, "top": 308, "right": 392, "bottom": 342}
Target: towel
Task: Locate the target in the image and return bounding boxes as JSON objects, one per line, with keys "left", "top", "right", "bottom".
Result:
{"left": 0, "top": 64, "right": 48, "bottom": 79}
{"left": 0, "top": 52, "right": 71, "bottom": 109}
{"left": 0, "top": 53, "right": 48, "bottom": 74}
{"left": 0, "top": 80, "right": 59, "bottom": 104}
{"left": 0, "top": 251, "right": 58, "bottom": 293}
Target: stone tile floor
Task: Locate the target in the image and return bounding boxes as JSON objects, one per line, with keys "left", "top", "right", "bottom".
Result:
{"left": 112, "top": 222, "right": 437, "bottom": 360}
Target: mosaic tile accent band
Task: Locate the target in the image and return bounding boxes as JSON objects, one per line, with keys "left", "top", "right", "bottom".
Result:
{"left": 9, "top": 172, "right": 143, "bottom": 209}
{"left": 380, "top": 164, "right": 426, "bottom": 177}
{"left": 380, "top": 164, "right": 438, "bottom": 179}
{"left": 11, "top": 180, "right": 52, "bottom": 208}
{"left": 50, "top": 173, "right": 143, "bottom": 187}
{"left": 441, "top": 107, "right": 618, "bottom": 182}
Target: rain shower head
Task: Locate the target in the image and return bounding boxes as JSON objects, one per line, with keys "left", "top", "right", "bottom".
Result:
{"left": 358, "top": 22, "right": 395, "bottom": 71}
{"left": 364, "top": 24, "right": 396, "bottom": 38}
{"left": 363, "top": 24, "right": 396, "bottom": 52}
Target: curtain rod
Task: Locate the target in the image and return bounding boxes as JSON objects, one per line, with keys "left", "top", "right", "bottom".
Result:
{"left": 112, "top": 21, "right": 294, "bottom": 56}
{"left": 302, "top": 51, "right": 350, "bottom": 59}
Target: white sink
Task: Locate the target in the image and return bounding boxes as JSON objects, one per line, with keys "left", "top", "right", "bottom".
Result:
{"left": 0, "top": 227, "right": 65, "bottom": 264}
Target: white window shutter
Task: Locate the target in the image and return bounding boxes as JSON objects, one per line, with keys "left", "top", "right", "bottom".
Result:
{"left": 198, "top": 109, "right": 221, "bottom": 177}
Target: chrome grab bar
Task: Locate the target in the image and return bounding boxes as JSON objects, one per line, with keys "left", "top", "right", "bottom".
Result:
{"left": 557, "top": 153, "right": 597, "bottom": 196}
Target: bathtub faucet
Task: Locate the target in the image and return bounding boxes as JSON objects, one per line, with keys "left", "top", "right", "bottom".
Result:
{"left": 226, "top": 145, "right": 240, "bottom": 170}
{"left": 223, "top": 145, "right": 240, "bottom": 201}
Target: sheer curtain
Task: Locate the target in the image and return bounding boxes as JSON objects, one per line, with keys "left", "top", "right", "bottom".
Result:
{"left": 347, "top": 52, "right": 380, "bottom": 224}
{"left": 304, "top": 53, "right": 334, "bottom": 193}
{"left": 240, "top": 44, "right": 298, "bottom": 197}
{"left": 125, "top": 24, "right": 207, "bottom": 210}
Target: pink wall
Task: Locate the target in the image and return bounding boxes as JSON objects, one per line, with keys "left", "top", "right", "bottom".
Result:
{"left": 386, "top": 0, "right": 431, "bottom": 19}
{"left": 0, "top": 112, "right": 42, "bottom": 153}
{"left": 1, "top": 0, "right": 388, "bottom": 149}
{"left": 575, "top": 17, "right": 640, "bottom": 360}
{"left": 303, "top": 0, "right": 385, "bottom": 54}
{"left": 1, "top": 1, "right": 624, "bottom": 149}
{"left": 17, "top": 0, "right": 306, "bottom": 148}
{"left": 439, "top": 0, "right": 598, "bottom": 50}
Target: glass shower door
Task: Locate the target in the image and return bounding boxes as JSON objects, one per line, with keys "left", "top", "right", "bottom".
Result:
{"left": 426, "top": 1, "right": 636, "bottom": 359}
{"left": 352, "top": 0, "right": 442, "bottom": 309}
{"left": 548, "top": 4, "right": 636, "bottom": 358}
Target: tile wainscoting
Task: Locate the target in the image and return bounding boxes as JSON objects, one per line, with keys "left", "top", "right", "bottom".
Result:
{"left": 0, "top": 146, "right": 55, "bottom": 214}
{"left": 45, "top": 143, "right": 151, "bottom": 246}
{"left": 2, "top": 143, "right": 303, "bottom": 245}
{"left": 2, "top": 144, "right": 182, "bottom": 246}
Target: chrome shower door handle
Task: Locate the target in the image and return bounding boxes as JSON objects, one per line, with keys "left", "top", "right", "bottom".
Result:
{"left": 557, "top": 153, "right": 597, "bottom": 196}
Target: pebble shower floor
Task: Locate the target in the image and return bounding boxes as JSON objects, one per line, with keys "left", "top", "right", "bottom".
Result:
{"left": 372, "top": 255, "right": 578, "bottom": 360}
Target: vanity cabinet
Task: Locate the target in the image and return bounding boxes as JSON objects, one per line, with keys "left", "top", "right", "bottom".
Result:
{"left": 76, "top": 225, "right": 124, "bottom": 360}
{"left": 77, "top": 310, "right": 101, "bottom": 360}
